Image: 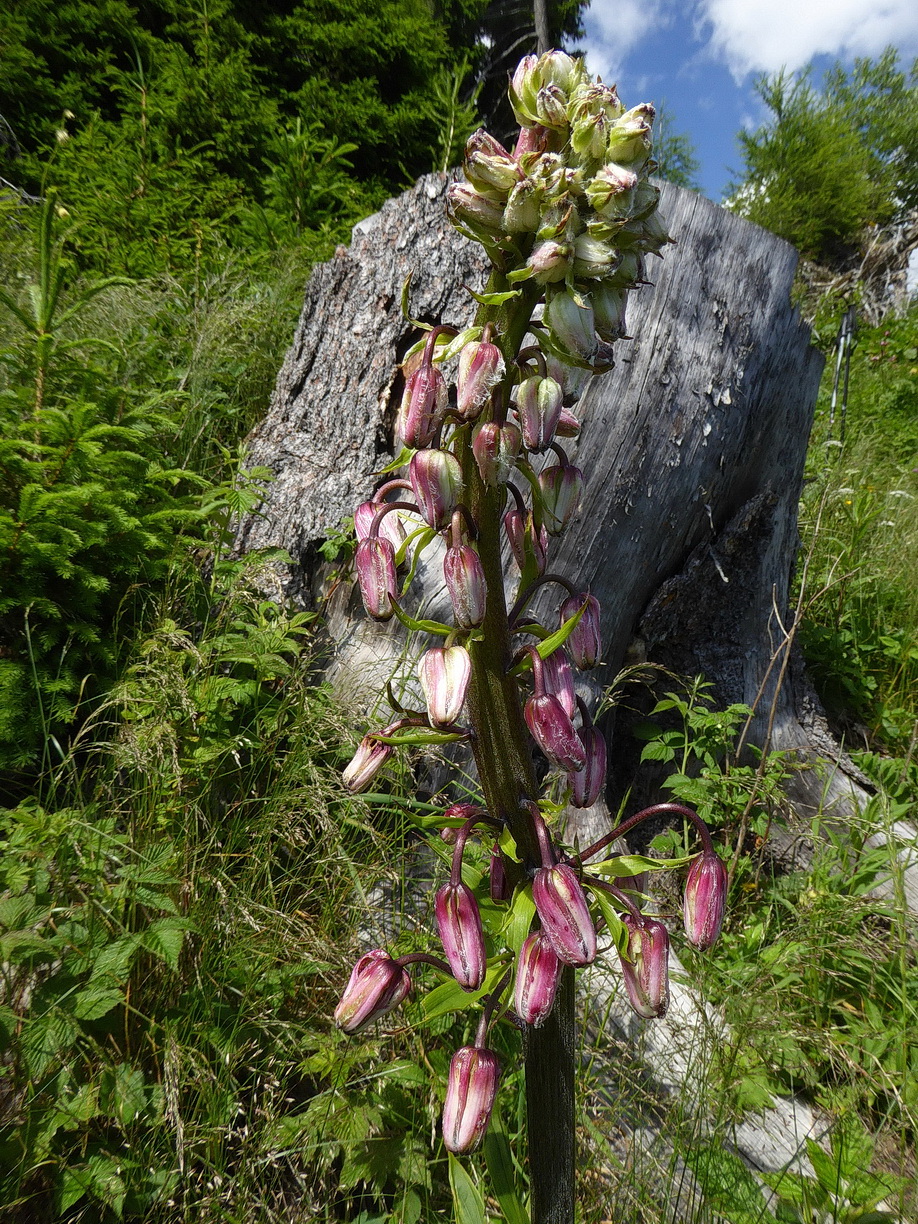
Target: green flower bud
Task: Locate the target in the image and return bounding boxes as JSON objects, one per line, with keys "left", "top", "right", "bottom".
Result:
{"left": 585, "top": 163, "right": 638, "bottom": 219}
{"left": 528, "top": 239, "right": 572, "bottom": 283}
{"left": 503, "top": 179, "right": 542, "bottom": 232}
{"left": 573, "top": 233, "right": 619, "bottom": 279}
{"left": 544, "top": 290, "right": 596, "bottom": 358}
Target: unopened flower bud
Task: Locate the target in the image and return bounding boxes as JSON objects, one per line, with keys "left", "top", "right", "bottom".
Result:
{"left": 342, "top": 734, "right": 393, "bottom": 793}
{"left": 509, "top": 55, "right": 541, "bottom": 126}
{"left": 683, "top": 850, "right": 727, "bottom": 950}
{"left": 528, "top": 239, "right": 572, "bottom": 283}
{"left": 560, "top": 593, "right": 601, "bottom": 668}
{"left": 418, "top": 645, "right": 471, "bottom": 729}
{"left": 409, "top": 449, "right": 463, "bottom": 529}
{"left": 541, "top": 648, "right": 576, "bottom": 718}
{"left": 436, "top": 881, "right": 487, "bottom": 991}
{"left": 539, "top": 462, "right": 583, "bottom": 533}
{"left": 355, "top": 537, "right": 397, "bottom": 620}
{"left": 503, "top": 179, "right": 542, "bottom": 232}
{"left": 444, "top": 544, "right": 487, "bottom": 628}
{"left": 457, "top": 338, "right": 505, "bottom": 419}
{"left": 334, "top": 949, "right": 411, "bottom": 1033}
{"left": 544, "top": 290, "right": 596, "bottom": 358}
{"left": 473, "top": 421, "right": 521, "bottom": 486}
{"left": 397, "top": 362, "right": 447, "bottom": 449}
{"left": 517, "top": 375, "right": 563, "bottom": 452}
{"left": 585, "top": 162, "right": 638, "bottom": 218}
{"left": 504, "top": 508, "right": 548, "bottom": 573}
{"left": 525, "top": 692, "right": 586, "bottom": 771}
{"left": 512, "top": 124, "right": 549, "bottom": 160}
{"left": 555, "top": 407, "right": 581, "bottom": 437}
{"left": 546, "top": 355, "right": 591, "bottom": 402}
{"left": 515, "top": 930, "right": 563, "bottom": 1026}
{"left": 490, "top": 847, "right": 510, "bottom": 902}
{"left": 619, "top": 915, "right": 670, "bottom": 1018}
{"left": 573, "top": 233, "right": 619, "bottom": 279}
{"left": 569, "top": 722, "right": 606, "bottom": 807}
{"left": 442, "top": 1046, "right": 500, "bottom": 1154}
{"left": 447, "top": 182, "right": 506, "bottom": 234}
{"left": 535, "top": 83, "right": 568, "bottom": 129}
{"left": 592, "top": 284, "right": 629, "bottom": 342}
{"left": 608, "top": 250, "right": 644, "bottom": 288}
{"left": 465, "top": 145, "right": 520, "bottom": 195}
{"left": 606, "top": 105, "right": 654, "bottom": 164}
{"left": 532, "top": 863, "right": 596, "bottom": 966}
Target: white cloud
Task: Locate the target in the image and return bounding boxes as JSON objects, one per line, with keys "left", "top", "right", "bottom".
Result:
{"left": 698, "top": 0, "right": 918, "bottom": 79}
{"left": 581, "top": 1, "right": 669, "bottom": 84}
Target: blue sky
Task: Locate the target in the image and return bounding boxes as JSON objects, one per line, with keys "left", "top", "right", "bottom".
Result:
{"left": 579, "top": 0, "right": 918, "bottom": 201}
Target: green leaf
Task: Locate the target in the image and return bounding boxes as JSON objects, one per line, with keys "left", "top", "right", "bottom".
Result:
{"left": 588, "top": 852, "right": 693, "bottom": 877}
{"left": 589, "top": 890, "right": 630, "bottom": 960}
{"left": 423, "top": 960, "right": 509, "bottom": 1021}
{"left": 390, "top": 601, "right": 453, "bottom": 636}
{"left": 501, "top": 885, "right": 536, "bottom": 954}
{"left": 140, "top": 919, "right": 191, "bottom": 971}
{"left": 374, "top": 728, "right": 469, "bottom": 747}
{"left": 73, "top": 987, "right": 124, "bottom": 1021}
{"left": 483, "top": 1107, "right": 529, "bottom": 1224}
{"left": 449, "top": 1154, "right": 486, "bottom": 1224}
{"left": 468, "top": 287, "right": 522, "bottom": 305}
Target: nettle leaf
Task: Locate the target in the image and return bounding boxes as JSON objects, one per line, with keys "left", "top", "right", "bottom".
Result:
{"left": 90, "top": 934, "right": 142, "bottom": 983}
{"left": 23, "top": 1011, "right": 81, "bottom": 1078}
{"left": 101, "top": 1063, "right": 148, "bottom": 1125}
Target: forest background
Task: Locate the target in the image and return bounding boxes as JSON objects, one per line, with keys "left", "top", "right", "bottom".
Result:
{"left": 1, "top": 1, "right": 917, "bottom": 1221}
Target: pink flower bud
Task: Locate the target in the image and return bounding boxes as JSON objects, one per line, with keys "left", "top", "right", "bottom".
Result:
{"left": 555, "top": 407, "right": 581, "bottom": 438}
{"left": 525, "top": 693, "right": 586, "bottom": 771}
{"left": 436, "top": 881, "right": 487, "bottom": 991}
{"left": 683, "top": 850, "right": 727, "bottom": 950}
{"left": 560, "top": 593, "right": 602, "bottom": 668}
{"left": 334, "top": 949, "right": 411, "bottom": 1033}
{"left": 489, "top": 848, "right": 510, "bottom": 902}
{"left": 619, "top": 915, "right": 670, "bottom": 1019}
{"left": 355, "top": 537, "right": 397, "bottom": 620}
{"left": 538, "top": 462, "right": 583, "bottom": 533}
{"left": 532, "top": 863, "right": 596, "bottom": 967}
{"left": 541, "top": 649, "right": 576, "bottom": 718}
{"left": 473, "top": 421, "right": 521, "bottom": 486}
{"left": 396, "top": 362, "right": 447, "bottom": 450}
{"left": 418, "top": 645, "right": 471, "bottom": 729}
{"left": 464, "top": 142, "right": 520, "bottom": 194}
{"left": 515, "top": 930, "right": 562, "bottom": 1026}
{"left": 355, "top": 500, "right": 415, "bottom": 549}
{"left": 457, "top": 339, "right": 506, "bottom": 419}
{"left": 504, "top": 508, "right": 548, "bottom": 573}
{"left": 527, "top": 239, "right": 572, "bottom": 283}
{"left": 444, "top": 544, "right": 487, "bottom": 628}
{"left": 342, "top": 734, "right": 393, "bottom": 793}
{"left": 512, "top": 124, "right": 549, "bottom": 160}
{"left": 409, "top": 449, "right": 463, "bottom": 529}
{"left": 517, "top": 374, "right": 564, "bottom": 453}
{"left": 442, "top": 1046, "right": 500, "bottom": 1154}
{"left": 447, "top": 181, "right": 506, "bottom": 233}
{"left": 568, "top": 722, "right": 606, "bottom": 807}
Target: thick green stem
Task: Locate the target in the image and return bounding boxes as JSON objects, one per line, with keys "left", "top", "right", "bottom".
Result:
{"left": 460, "top": 272, "right": 576, "bottom": 1224}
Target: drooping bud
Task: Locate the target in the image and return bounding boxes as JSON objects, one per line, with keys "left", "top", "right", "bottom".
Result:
{"left": 342, "top": 734, "right": 393, "bottom": 793}
{"left": 619, "top": 915, "right": 670, "bottom": 1019}
{"left": 418, "top": 645, "right": 471, "bottom": 729}
{"left": 435, "top": 881, "right": 487, "bottom": 991}
{"left": 516, "top": 375, "right": 563, "bottom": 452}
{"left": 464, "top": 129, "right": 520, "bottom": 194}
{"left": 473, "top": 421, "right": 521, "bottom": 486}
{"left": 683, "top": 850, "right": 728, "bottom": 950}
{"left": 608, "top": 250, "right": 645, "bottom": 288}
{"left": 334, "top": 949, "right": 411, "bottom": 1033}
{"left": 592, "top": 284, "right": 629, "bottom": 342}
{"left": 572, "top": 233, "right": 619, "bottom": 279}
{"left": 606, "top": 104, "right": 655, "bottom": 164}
{"left": 504, "top": 508, "right": 548, "bottom": 573}
{"left": 509, "top": 55, "right": 541, "bottom": 126}
{"left": 409, "top": 449, "right": 463, "bottom": 529}
{"left": 444, "top": 544, "right": 487, "bottom": 628}
{"left": 355, "top": 537, "right": 397, "bottom": 620}
{"left": 396, "top": 362, "right": 447, "bottom": 450}
{"left": 544, "top": 290, "right": 596, "bottom": 358}
{"left": 541, "top": 648, "right": 576, "bottom": 718}
{"left": 546, "top": 355, "right": 591, "bottom": 402}
{"left": 525, "top": 692, "right": 586, "bottom": 771}
{"left": 514, "top": 930, "right": 563, "bottom": 1026}
{"left": 555, "top": 407, "right": 581, "bottom": 438}
{"left": 560, "top": 593, "right": 602, "bottom": 668}
{"left": 442, "top": 1046, "right": 500, "bottom": 1154}
{"left": 457, "top": 337, "right": 505, "bottom": 419}
{"left": 569, "top": 722, "right": 606, "bottom": 807}
{"left": 538, "top": 462, "right": 583, "bottom": 533}
{"left": 489, "top": 847, "right": 510, "bottom": 902}
{"left": 532, "top": 863, "right": 596, "bottom": 966}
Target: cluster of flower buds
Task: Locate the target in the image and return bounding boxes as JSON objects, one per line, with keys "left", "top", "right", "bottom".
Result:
{"left": 334, "top": 51, "right": 724, "bottom": 1167}
{"left": 448, "top": 50, "right": 672, "bottom": 368}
